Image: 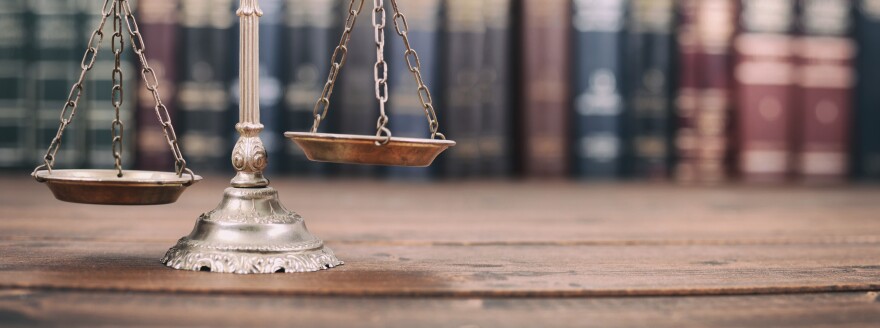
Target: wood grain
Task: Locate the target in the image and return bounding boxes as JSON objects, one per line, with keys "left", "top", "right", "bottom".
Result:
{"left": 0, "top": 240, "right": 879, "bottom": 297}
{"left": 4, "top": 176, "right": 880, "bottom": 326}
{"left": 2, "top": 176, "right": 880, "bottom": 245}
{"left": 1, "top": 290, "right": 879, "bottom": 328}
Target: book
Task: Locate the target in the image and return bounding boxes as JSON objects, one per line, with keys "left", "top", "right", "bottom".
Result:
{"left": 520, "top": 0, "right": 571, "bottom": 178}
{"left": 673, "top": 0, "right": 701, "bottom": 182}
{"left": 177, "top": 0, "right": 235, "bottom": 172}
{"left": 257, "top": 0, "right": 286, "bottom": 174}
{"left": 675, "top": 0, "right": 736, "bottom": 184}
{"left": 0, "top": 0, "right": 29, "bottom": 169}
{"left": 386, "top": 0, "right": 442, "bottom": 180}
{"left": 442, "top": 0, "right": 485, "bottom": 178}
{"left": 135, "top": 0, "right": 180, "bottom": 171}
{"left": 479, "top": 0, "right": 514, "bottom": 178}
{"left": 794, "top": 0, "right": 855, "bottom": 183}
{"left": 332, "top": 0, "right": 379, "bottom": 178}
{"left": 572, "top": 0, "right": 627, "bottom": 179}
{"left": 693, "top": 0, "right": 736, "bottom": 184}
{"left": 282, "top": 0, "right": 336, "bottom": 176}
{"left": 79, "top": 0, "right": 136, "bottom": 170}
{"left": 626, "top": 0, "right": 675, "bottom": 179}
{"left": 855, "top": 0, "right": 880, "bottom": 180}
{"left": 734, "top": 0, "right": 797, "bottom": 183}
{"left": 30, "top": 0, "right": 87, "bottom": 169}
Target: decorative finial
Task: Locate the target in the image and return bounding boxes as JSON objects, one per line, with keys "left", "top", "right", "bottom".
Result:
{"left": 237, "top": 0, "right": 264, "bottom": 17}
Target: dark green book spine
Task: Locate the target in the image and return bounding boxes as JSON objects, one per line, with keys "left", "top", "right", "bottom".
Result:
{"left": 333, "top": 0, "right": 378, "bottom": 177}
{"left": 626, "top": 0, "right": 674, "bottom": 179}
{"left": 31, "top": 0, "right": 86, "bottom": 168}
{"left": 856, "top": 0, "right": 880, "bottom": 180}
{"left": 387, "top": 0, "right": 442, "bottom": 180}
{"left": 572, "top": 0, "right": 628, "bottom": 179}
{"left": 479, "top": 0, "right": 513, "bottom": 178}
{"left": 79, "top": 0, "right": 136, "bottom": 169}
{"left": 178, "top": 0, "right": 235, "bottom": 172}
{"left": 283, "top": 0, "right": 335, "bottom": 176}
{"left": 0, "top": 0, "right": 29, "bottom": 169}
{"left": 442, "top": 0, "right": 485, "bottom": 178}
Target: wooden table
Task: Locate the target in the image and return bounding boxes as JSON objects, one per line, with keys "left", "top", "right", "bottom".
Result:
{"left": 1, "top": 176, "right": 879, "bottom": 327}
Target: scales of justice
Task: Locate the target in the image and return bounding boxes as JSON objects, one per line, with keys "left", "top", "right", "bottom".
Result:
{"left": 29, "top": 0, "right": 454, "bottom": 274}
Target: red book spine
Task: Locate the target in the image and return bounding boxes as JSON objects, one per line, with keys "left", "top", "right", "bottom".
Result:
{"left": 694, "top": 0, "right": 736, "bottom": 184}
{"left": 520, "top": 0, "right": 571, "bottom": 178}
{"left": 795, "top": 37, "right": 855, "bottom": 182}
{"left": 794, "top": 0, "right": 855, "bottom": 183}
{"left": 675, "top": 0, "right": 736, "bottom": 184}
{"left": 135, "top": 0, "right": 180, "bottom": 171}
{"left": 734, "top": 0, "right": 797, "bottom": 183}
{"left": 735, "top": 35, "right": 796, "bottom": 182}
{"left": 674, "top": 0, "right": 701, "bottom": 182}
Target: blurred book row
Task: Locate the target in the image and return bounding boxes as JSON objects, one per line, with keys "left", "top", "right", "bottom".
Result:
{"left": 1, "top": 0, "right": 879, "bottom": 184}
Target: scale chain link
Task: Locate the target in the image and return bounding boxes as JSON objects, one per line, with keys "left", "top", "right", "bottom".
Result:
{"left": 111, "top": 0, "right": 125, "bottom": 177}
{"left": 310, "top": 0, "right": 365, "bottom": 133}
{"left": 389, "top": 0, "right": 444, "bottom": 140}
{"left": 120, "top": 0, "right": 191, "bottom": 178}
{"left": 33, "top": 0, "right": 116, "bottom": 178}
{"left": 372, "top": 0, "right": 391, "bottom": 145}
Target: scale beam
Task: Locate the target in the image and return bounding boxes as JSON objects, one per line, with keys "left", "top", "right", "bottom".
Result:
{"left": 161, "top": 0, "right": 342, "bottom": 274}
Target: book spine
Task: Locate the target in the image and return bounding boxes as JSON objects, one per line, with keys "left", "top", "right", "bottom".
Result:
{"left": 520, "top": 0, "right": 571, "bottom": 178}
{"left": 387, "top": 0, "right": 441, "bottom": 180}
{"left": 627, "top": 0, "right": 675, "bottom": 179}
{"left": 31, "top": 0, "right": 86, "bottom": 168}
{"left": 0, "top": 0, "right": 28, "bottom": 169}
{"left": 135, "top": 0, "right": 180, "bottom": 171}
{"left": 734, "top": 0, "right": 797, "bottom": 183}
{"left": 178, "top": 0, "right": 235, "bottom": 172}
{"left": 695, "top": 0, "right": 736, "bottom": 183}
{"left": 258, "top": 0, "right": 286, "bottom": 174}
{"left": 283, "top": 0, "right": 334, "bottom": 176}
{"left": 479, "top": 0, "right": 513, "bottom": 178}
{"left": 673, "top": 0, "right": 701, "bottom": 182}
{"left": 795, "top": 0, "right": 855, "bottom": 183}
{"left": 573, "top": 0, "right": 627, "bottom": 179}
{"left": 333, "top": 0, "right": 378, "bottom": 177}
{"left": 442, "top": 0, "right": 485, "bottom": 178}
{"left": 855, "top": 0, "right": 880, "bottom": 180}
{"left": 80, "top": 0, "right": 136, "bottom": 170}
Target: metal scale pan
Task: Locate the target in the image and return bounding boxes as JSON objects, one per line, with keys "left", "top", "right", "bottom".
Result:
{"left": 33, "top": 170, "right": 202, "bottom": 205}
{"left": 290, "top": 0, "right": 455, "bottom": 167}
{"left": 285, "top": 132, "right": 455, "bottom": 167}
{"left": 31, "top": 0, "right": 200, "bottom": 206}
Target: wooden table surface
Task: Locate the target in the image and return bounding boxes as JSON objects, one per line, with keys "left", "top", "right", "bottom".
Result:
{"left": 1, "top": 175, "right": 880, "bottom": 327}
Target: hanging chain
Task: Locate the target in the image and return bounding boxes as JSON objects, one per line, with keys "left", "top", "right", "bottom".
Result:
{"left": 310, "top": 0, "right": 366, "bottom": 133}
{"left": 32, "top": 0, "right": 115, "bottom": 179}
{"left": 120, "top": 0, "right": 192, "bottom": 179}
{"left": 389, "top": 0, "right": 444, "bottom": 140}
{"left": 372, "top": 0, "right": 391, "bottom": 145}
{"left": 110, "top": 0, "right": 125, "bottom": 177}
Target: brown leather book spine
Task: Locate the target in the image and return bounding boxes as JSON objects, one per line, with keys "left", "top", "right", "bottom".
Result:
{"left": 735, "top": 35, "right": 796, "bottom": 183}
{"left": 795, "top": 37, "right": 855, "bottom": 183}
{"left": 135, "top": 0, "right": 180, "bottom": 171}
{"left": 693, "top": 0, "right": 736, "bottom": 184}
{"left": 674, "top": 0, "right": 702, "bottom": 183}
{"left": 519, "top": 0, "right": 571, "bottom": 178}
{"left": 734, "top": 0, "right": 797, "bottom": 183}
{"left": 794, "top": 0, "right": 855, "bottom": 183}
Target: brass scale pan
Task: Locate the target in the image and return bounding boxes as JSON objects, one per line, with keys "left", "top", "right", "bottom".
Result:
{"left": 34, "top": 134, "right": 451, "bottom": 205}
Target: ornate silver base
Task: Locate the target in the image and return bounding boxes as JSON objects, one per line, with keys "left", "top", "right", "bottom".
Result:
{"left": 161, "top": 187, "right": 343, "bottom": 274}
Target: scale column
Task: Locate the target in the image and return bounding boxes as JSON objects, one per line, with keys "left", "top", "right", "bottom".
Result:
{"left": 161, "top": 0, "right": 342, "bottom": 274}
{"left": 231, "top": 0, "right": 268, "bottom": 188}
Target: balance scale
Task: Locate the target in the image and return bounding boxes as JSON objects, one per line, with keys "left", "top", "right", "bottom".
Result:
{"left": 30, "top": 0, "right": 455, "bottom": 274}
